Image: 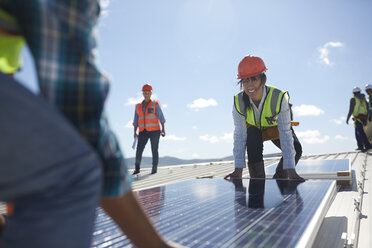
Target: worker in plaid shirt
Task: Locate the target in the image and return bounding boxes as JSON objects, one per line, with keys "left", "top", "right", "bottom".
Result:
{"left": 0, "top": 1, "right": 184, "bottom": 247}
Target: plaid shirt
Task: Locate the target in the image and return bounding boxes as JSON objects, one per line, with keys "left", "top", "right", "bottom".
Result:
{"left": 1, "top": 0, "right": 132, "bottom": 197}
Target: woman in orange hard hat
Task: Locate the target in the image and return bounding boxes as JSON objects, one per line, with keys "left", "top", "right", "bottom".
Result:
{"left": 132, "top": 84, "right": 166, "bottom": 174}
{"left": 224, "top": 55, "right": 304, "bottom": 181}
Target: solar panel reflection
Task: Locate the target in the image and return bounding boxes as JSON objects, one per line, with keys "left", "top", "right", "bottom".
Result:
{"left": 92, "top": 179, "right": 336, "bottom": 248}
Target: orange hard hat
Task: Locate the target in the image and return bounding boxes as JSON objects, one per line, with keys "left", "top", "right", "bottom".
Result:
{"left": 237, "top": 55, "right": 268, "bottom": 79}
{"left": 142, "top": 84, "right": 152, "bottom": 91}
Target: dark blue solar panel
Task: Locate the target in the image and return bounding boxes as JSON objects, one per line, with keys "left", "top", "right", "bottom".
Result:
{"left": 265, "top": 159, "right": 350, "bottom": 175}
{"left": 91, "top": 179, "right": 335, "bottom": 248}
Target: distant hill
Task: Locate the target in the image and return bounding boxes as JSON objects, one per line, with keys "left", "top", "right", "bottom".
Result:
{"left": 125, "top": 155, "right": 234, "bottom": 169}
{"left": 125, "top": 153, "right": 281, "bottom": 169}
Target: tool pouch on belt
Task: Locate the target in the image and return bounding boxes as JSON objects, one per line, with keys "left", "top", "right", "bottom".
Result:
{"left": 261, "top": 126, "right": 279, "bottom": 141}
{"left": 246, "top": 121, "right": 299, "bottom": 141}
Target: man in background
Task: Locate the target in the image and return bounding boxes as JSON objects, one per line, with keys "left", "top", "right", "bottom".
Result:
{"left": 133, "top": 84, "right": 166, "bottom": 175}
{"left": 346, "top": 86, "right": 372, "bottom": 152}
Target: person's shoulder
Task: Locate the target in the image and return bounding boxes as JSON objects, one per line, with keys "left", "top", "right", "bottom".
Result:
{"left": 135, "top": 100, "right": 144, "bottom": 107}
{"left": 153, "top": 100, "right": 163, "bottom": 110}
{"left": 266, "top": 84, "right": 285, "bottom": 92}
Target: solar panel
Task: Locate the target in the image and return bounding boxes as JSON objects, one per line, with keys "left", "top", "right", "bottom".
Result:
{"left": 92, "top": 178, "right": 336, "bottom": 248}
{"left": 265, "top": 159, "right": 351, "bottom": 183}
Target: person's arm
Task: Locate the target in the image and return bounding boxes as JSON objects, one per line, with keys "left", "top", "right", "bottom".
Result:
{"left": 224, "top": 104, "right": 246, "bottom": 179}
{"left": 155, "top": 102, "right": 166, "bottom": 136}
{"left": 133, "top": 107, "right": 139, "bottom": 138}
{"left": 160, "top": 122, "right": 165, "bottom": 137}
{"left": 277, "top": 99, "right": 304, "bottom": 181}
{"left": 10, "top": 3, "right": 184, "bottom": 247}
{"left": 346, "top": 98, "right": 355, "bottom": 124}
{"left": 101, "top": 190, "right": 185, "bottom": 248}
{"left": 134, "top": 125, "right": 138, "bottom": 138}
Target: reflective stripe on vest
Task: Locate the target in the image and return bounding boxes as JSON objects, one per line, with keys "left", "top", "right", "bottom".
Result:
{"left": 136, "top": 100, "right": 161, "bottom": 132}
{"left": 0, "top": 8, "right": 25, "bottom": 74}
{"left": 234, "top": 85, "right": 288, "bottom": 129}
{"left": 353, "top": 96, "right": 368, "bottom": 117}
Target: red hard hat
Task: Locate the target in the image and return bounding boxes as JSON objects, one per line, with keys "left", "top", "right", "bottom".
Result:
{"left": 237, "top": 55, "right": 268, "bottom": 79}
{"left": 142, "top": 84, "right": 152, "bottom": 91}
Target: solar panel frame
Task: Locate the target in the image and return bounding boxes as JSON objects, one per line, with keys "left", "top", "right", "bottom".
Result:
{"left": 265, "top": 159, "right": 351, "bottom": 181}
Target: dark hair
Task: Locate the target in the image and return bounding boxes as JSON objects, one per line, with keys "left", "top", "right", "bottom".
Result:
{"left": 238, "top": 73, "right": 267, "bottom": 111}
{"left": 243, "top": 91, "right": 251, "bottom": 111}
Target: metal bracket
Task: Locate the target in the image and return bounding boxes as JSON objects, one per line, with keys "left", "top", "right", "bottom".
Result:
{"left": 342, "top": 232, "right": 355, "bottom": 248}
{"left": 353, "top": 197, "right": 360, "bottom": 212}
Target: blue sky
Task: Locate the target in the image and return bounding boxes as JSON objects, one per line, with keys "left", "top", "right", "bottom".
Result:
{"left": 16, "top": 0, "right": 372, "bottom": 160}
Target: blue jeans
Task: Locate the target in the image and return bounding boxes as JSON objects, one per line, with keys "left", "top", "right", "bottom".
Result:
{"left": 135, "top": 130, "right": 161, "bottom": 170}
{"left": 355, "top": 121, "right": 372, "bottom": 150}
{"left": 0, "top": 74, "right": 102, "bottom": 248}
{"left": 271, "top": 129, "right": 302, "bottom": 173}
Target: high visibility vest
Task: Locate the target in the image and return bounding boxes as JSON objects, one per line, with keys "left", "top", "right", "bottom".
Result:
{"left": 136, "top": 100, "right": 161, "bottom": 132}
{"left": 352, "top": 96, "right": 368, "bottom": 117}
{"left": 0, "top": 8, "right": 25, "bottom": 74}
{"left": 234, "top": 85, "right": 289, "bottom": 129}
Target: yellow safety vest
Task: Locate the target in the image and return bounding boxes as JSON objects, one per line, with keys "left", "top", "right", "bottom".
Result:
{"left": 0, "top": 8, "right": 25, "bottom": 74}
{"left": 234, "top": 85, "right": 289, "bottom": 129}
{"left": 352, "top": 96, "right": 368, "bottom": 122}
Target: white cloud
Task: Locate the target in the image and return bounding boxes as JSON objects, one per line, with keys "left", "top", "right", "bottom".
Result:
{"left": 199, "top": 133, "right": 232, "bottom": 143}
{"left": 125, "top": 96, "right": 143, "bottom": 106}
{"left": 187, "top": 98, "right": 217, "bottom": 111}
{"left": 330, "top": 116, "right": 346, "bottom": 125}
{"left": 335, "top": 135, "right": 348, "bottom": 140}
{"left": 125, "top": 121, "right": 132, "bottom": 128}
{"left": 100, "top": 0, "right": 110, "bottom": 17}
{"left": 296, "top": 130, "right": 330, "bottom": 144}
{"left": 100, "top": 0, "right": 110, "bottom": 8}
{"left": 162, "top": 104, "right": 168, "bottom": 109}
{"left": 125, "top": 93, "right": 159, "bottom": 106}
{"left": 292, "top": 104, "right": 325, "bottom": 116}
{"left": 163, "top": 134, "right": 186, "bottom": 141}
{"left": 220, "top": 132, "right": 233, "bottom": 142}
{"left": 192, "top": 153, "right": 199, "bottom": 158}
{"left": 192, "top": 125, "right": 198, "bottom": 130}
{"left": 200, "top": 134, "right": 219, "bottom": 143}
{"left": 319, "top": 41, "right": 343, "bottom": 66}
{"left": 199, "top": 133, "right": 234, "bottom": 144}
